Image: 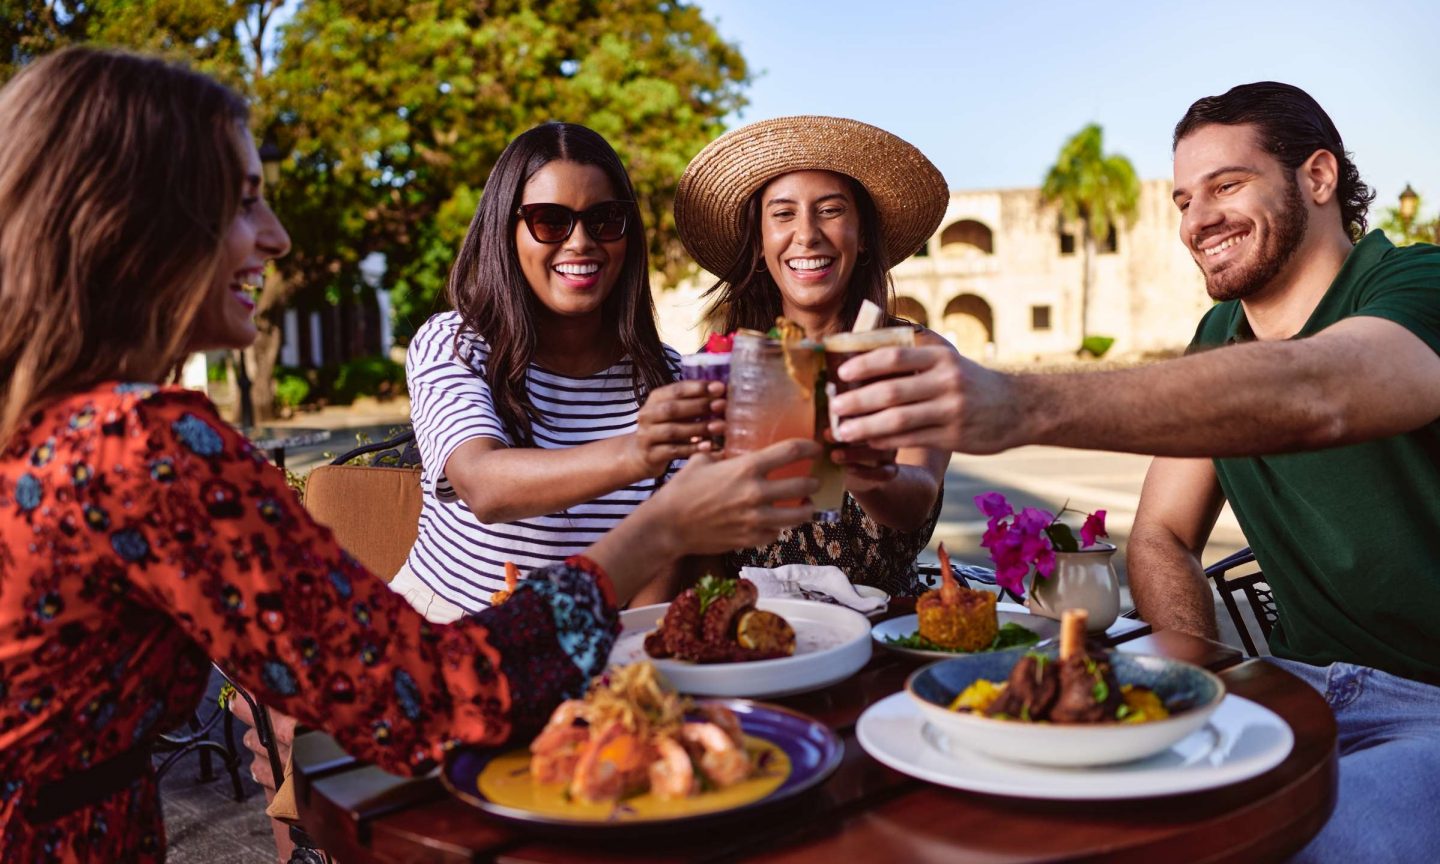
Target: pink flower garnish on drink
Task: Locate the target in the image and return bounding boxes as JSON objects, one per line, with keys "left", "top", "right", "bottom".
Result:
{"left": 704, "top": 332, "right": 735, "bottom": 354}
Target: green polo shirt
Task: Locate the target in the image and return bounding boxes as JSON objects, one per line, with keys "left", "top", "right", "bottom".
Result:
{"left": 1190, "top": 231, "right": 1440, "bottom": 683}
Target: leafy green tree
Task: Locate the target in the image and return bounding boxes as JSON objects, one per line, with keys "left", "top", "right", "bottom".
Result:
{"left": 1, "top": 0, "right": 748, "bottom": 419}
{"left": 258, "top": 0, "right": 748, "bottom": 412}
{"left": 1, "top": 0, "right": 249, "bottom": 87}
{"left": 1041, "top": 124, "right": 1140, "bottom": 349}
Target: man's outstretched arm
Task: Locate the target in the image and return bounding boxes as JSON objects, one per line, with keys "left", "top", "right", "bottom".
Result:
{"left": 831, "top": 316, "right": 1440, "bottom": 458}
{"left": 1127, "top": 456, "right": 1226, "bottom": 639}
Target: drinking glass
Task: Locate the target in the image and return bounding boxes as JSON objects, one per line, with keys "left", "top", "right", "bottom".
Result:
{"left": 821, "top": 326, "right": 917, "bottom": 466}
{"left": 680, "top": 351, "right": 730, "bottom": 449}
{"left": 724, "top": 331, "right": 822, "bottom": 509}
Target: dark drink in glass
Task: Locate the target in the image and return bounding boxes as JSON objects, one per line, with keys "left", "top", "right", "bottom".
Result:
{"left": 821, "top": 326, "right": 917, "bottom": 464}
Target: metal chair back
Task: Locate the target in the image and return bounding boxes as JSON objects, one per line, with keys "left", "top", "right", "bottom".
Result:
{"left": 1206, "top": 547, "right": 1276, "bottom": 657}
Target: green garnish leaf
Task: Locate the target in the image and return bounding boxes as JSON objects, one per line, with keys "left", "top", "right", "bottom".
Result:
{"left": 1115, "top": 704, "right": 1131, "bottom": 720}
{"left": 695, "top": 574, "right": 737, "bottom": 615}
{"left": 1092, "top": 680, "right": 1110, "bottom": 703}
{"left": 993, "top": 622, "right": 1041, "bottom": 650}
{"left": 884, "top": 622, "right": 1039, "bottom": 653}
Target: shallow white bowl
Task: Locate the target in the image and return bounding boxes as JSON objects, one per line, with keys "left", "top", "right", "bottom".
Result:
{"left": 611, "top": 598, "right": 872, "bottom": 698}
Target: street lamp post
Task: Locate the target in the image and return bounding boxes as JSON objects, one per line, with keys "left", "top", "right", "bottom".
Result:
{"left": 235, "top": 138, "right": 285, "bottom": 429}
{"left": 258, "top": 138, "right": 283, "bottom": 187}
{"left": 1399, "top": 183, "right": 1419, "bottom": 230}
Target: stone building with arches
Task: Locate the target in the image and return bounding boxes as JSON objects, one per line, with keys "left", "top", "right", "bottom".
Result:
{"left": 889, "top": 179, "right": 1209, "bottom": 361}
{"left": 656, "top": 178, "right": 1211, "bottom": 360}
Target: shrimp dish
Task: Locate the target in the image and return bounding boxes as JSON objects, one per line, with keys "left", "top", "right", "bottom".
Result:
{"left": 529, "top": 662, "right": 758, "bottom": 803}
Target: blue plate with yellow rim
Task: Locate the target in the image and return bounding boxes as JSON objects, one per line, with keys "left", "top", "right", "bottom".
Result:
{"left": 441, "top": 699, "right": 842, "bottom": 834}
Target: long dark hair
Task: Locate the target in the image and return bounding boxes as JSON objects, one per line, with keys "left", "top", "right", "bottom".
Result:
{"left": 447, "top": 122, "right": 671, "bottom": 445}
{"left": 703, "top": 173, "right": 894, "bottom": 334}
{"left": 0, "top": 47, "right": 248, "bottom": 448}
{"left": 1173, "top": 81, "right": 1374, "bottom": 242}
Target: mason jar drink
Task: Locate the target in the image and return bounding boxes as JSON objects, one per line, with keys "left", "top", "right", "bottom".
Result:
{"left": 724, "top": 330, "right": 822, "bottom": 509}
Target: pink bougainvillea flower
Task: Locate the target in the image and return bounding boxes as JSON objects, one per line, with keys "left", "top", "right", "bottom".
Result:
{"left": 1016, "top": 507, "right": 1053, "bottom": 536}
{"left": 1034, "top": 548, "right": 1056, "bottom": 578}
{"left": 974, "top": 492, "right": 1013, "bottom": 520}
{"left": 972, "top": 491, "right": 1109, "bottom": 597}
{"left": 995, "top": 562, "right": 1028, "bottom": 597}
{"left": 981, "top": 520, "right": 1009, "bottom": 549}
{"left": 1081, "top": 509, "right": 1109, "bottom": 547}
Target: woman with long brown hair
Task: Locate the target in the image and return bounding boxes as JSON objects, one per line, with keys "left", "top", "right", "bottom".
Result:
{"left": 397, "top": 122, "right": 721, "bottom": 621}
{"left": 674, "top": 116, "right": 955, "bottom": 597}
{"left": 0, "top": 47, "right": 816, "bottom": 861}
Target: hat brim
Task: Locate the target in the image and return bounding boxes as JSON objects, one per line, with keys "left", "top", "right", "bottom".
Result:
{"left": 675, "top": 116, "right": 949, "bottom": 277}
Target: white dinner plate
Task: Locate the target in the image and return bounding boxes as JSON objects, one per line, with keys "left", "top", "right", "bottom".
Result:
{"left": 871, "top": 602, "right": 1061, "bottom": 659}
{"left": 612, "top": 598, "right": 872, "bottom": 698}
{"left": 856, "top": 691, "right": 1293, "bottom": 800}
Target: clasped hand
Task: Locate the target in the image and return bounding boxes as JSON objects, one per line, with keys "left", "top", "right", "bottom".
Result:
{"left": 827, "top": 345, "right": 1020, "bottom": 456}
{"left": 628, "top": 380, "right": 726, "bottom": 477}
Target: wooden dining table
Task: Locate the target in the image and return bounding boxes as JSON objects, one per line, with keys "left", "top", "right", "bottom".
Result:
{"left": 292, "top": 602, "right": 1337, "bottom": 863}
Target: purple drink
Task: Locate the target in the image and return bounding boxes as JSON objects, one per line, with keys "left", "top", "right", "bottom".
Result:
{"left": 681, "top": 351, "right": 730, "bottom": 449}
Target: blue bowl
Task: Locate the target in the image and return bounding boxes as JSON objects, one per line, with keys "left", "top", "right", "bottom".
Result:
{"left": 906, "top": 648, "right": 1225, "bottom": 767}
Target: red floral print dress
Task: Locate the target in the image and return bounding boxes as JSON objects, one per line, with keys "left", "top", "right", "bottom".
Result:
{"left": 0, "top": 383, "right": 620, "bottom": 862}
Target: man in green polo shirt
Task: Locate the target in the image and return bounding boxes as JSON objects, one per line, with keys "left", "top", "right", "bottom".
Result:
{"left": 827, "top": 82, "right": 1440, "bottom": 861}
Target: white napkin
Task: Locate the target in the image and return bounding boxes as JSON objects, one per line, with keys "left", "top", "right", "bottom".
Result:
{"left": 740, "top": 564, "right": 887, "bottom": 613}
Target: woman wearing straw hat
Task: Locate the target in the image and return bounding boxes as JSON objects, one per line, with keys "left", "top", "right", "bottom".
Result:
{"left": 674, "top": 116, "right": 956, "bottom": 597}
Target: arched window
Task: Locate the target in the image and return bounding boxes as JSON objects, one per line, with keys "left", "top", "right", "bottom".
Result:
{"left": 891, "top": 296, "right": 929, "bottom": 327}
{"left": 938, "top": 219, "right": 994, "bottom": 256}
{"left": 941, "top": 294, "right": 995, "bottom": 358}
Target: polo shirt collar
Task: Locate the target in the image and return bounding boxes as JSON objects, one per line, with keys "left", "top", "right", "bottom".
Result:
{"left": 1223, "top": 230, "right": 1394, "bottom": 345}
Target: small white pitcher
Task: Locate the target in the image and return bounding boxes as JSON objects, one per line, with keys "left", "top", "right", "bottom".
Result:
{"left": 1026, "top": 542, "right": 1120, "bottom": 632}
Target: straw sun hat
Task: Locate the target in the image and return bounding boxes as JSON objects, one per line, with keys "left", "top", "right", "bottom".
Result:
{"left": 674, "top": 116, "right": 949, "bottom": 277}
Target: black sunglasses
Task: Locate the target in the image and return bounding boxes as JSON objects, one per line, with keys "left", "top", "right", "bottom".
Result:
{"left": 514, "top": 201, "right": 634, "bottom": 244}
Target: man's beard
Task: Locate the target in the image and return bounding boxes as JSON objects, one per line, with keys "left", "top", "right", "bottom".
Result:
{"left": 1199, "top": 177, "right": 1309, "bottom": 302}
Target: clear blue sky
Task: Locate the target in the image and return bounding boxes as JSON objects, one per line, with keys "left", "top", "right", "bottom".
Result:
{"left": 700, "top": 0, "right": 1440, "bottom": 222}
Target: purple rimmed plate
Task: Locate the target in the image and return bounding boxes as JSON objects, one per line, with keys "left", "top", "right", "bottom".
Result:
{"left": 440, "top": 699, "right": 842, "bottom": 834}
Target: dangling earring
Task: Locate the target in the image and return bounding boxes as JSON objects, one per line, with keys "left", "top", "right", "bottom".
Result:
{"left": 754, "top": 258, "right": 768, "bottom": 273}
{"left": 857, "top": 249, "right": 872, "bottom": 267}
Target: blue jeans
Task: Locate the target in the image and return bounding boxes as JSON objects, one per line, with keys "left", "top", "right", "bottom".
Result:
{"left": 1266, "top": 657, "right": 1440, "bottom": 863}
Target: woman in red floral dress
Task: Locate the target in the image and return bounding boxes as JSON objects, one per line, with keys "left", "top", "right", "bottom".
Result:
{"left": 0, "top": 48, "right": 818, "bottom": 862}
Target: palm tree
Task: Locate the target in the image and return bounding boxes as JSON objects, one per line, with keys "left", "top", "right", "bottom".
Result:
{"left": 1041, "top": 124, "right": 1140, "bottom": 351}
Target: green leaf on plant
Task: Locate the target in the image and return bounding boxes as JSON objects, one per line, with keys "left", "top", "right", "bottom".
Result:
{"left": 1045, "top": 522, "right": 1080, "bottom": 553}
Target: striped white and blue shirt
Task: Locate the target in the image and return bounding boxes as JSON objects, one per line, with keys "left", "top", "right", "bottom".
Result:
{"left": 403, "top": 311, "right": 680, "bottom": 613}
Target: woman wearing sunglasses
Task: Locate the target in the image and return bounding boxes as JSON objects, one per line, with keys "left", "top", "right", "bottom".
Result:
{"left": 397, "top": 123, "right": 720, "bottom": 621}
